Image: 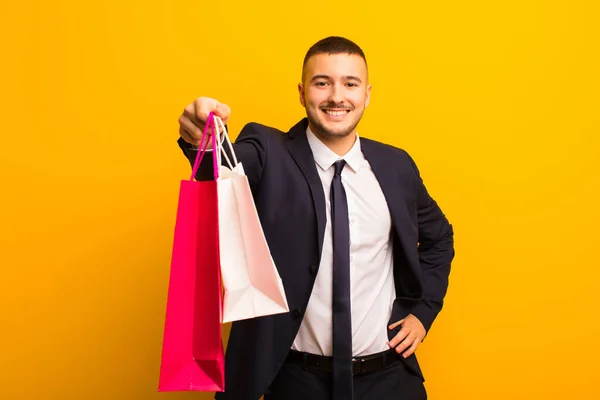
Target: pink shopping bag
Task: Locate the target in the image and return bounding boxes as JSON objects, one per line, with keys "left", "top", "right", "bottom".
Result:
{"left": 158, "top": 113, "right": 225, "bottom": 392}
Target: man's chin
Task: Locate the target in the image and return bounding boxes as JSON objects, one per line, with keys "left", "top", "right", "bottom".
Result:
{"left": 315, "top": 121, "right": 353, "bottom": 137}
{"left": 323, "top": 125, "right": 355, "bottom": 138}
{"left": 307, "top": 114, "right": 358, "bottom": 138}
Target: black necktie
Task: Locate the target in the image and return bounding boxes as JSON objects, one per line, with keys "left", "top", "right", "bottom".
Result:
{"left": 330, "top": 159, "right": 353, "bottom": 399}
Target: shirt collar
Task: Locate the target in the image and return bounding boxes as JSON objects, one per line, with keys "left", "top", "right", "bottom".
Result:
{"left": 305, "top": 126, "right": 363, "bottom": 173}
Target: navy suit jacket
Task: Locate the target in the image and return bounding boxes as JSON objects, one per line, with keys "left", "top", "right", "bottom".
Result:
{"left": 178, "top": 118, "right": 454, "bottom": 400}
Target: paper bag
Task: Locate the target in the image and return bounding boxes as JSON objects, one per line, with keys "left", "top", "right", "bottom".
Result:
{"left": 158, "top": 113, "right": 225, "bottom": 392}
{"left": 212, "top": 116, "right": 289, "bottom": 323}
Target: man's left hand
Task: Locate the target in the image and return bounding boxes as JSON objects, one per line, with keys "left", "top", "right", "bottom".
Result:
{"left": 388, "top": 314, "right": 426, "bottom": 358}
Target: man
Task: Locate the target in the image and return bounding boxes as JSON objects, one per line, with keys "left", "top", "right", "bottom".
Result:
{"left": 177, "top": 36, "right": 454, "bottom": 400}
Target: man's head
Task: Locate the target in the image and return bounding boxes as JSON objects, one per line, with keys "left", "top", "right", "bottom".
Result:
{"left": 299, "top": 36, "right": 371, "bottom": 142}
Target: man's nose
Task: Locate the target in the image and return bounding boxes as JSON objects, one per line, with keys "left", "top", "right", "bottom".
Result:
{"left": 328, "top": 84, "right": 344, "bottom": 105}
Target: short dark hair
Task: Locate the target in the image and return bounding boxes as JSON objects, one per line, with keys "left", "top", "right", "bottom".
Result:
{"left": 302, "top": 36, "right": 367, "bottom": 81}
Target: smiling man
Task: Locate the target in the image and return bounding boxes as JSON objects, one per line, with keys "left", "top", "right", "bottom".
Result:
{"left": 299, "top": 48, "right": 370, "bottom": 155}
{"left": 177, "top": 36, "right": 455, "bottom": 400}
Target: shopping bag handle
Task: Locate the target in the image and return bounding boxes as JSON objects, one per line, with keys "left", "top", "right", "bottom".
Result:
{"left": 190, "top": 112, "right": 219, "bottom": 181}
{"left": 212, "top": 116, "right": 239, "bottom": 171}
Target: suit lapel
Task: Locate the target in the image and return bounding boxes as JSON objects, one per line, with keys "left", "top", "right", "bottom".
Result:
{"left": 285, "top": 119, "right": 327, "bottom": 259}
{"left": 361, "top": 140, "right": 415, "bottom": 247}
{"left": 361, "top": 140, "right": 400, "bottom": 224}
{"left": 362, "top": 139, "right": 423, "bottom": 300}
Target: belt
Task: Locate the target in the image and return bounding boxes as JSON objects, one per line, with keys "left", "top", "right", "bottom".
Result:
{"left": 285, "top": 348, "right": 399, "bottom": 376}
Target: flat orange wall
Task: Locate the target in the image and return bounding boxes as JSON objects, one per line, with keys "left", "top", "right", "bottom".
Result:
{"left": 1, "top": 1, "right": 599, "bottom": 399}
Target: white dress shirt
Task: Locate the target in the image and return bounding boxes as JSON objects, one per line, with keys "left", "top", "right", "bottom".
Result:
{"left": 291, "top": 127, "right": 396, "bottom": 357}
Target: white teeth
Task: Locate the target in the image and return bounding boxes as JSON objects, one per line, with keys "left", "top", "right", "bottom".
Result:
{"left": 324, "top": 110, "right": 348, "bottom": 117}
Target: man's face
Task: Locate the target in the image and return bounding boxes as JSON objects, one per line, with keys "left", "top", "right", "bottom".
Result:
{"left": 299, "top": 53, "right": 371, "bottom": 140}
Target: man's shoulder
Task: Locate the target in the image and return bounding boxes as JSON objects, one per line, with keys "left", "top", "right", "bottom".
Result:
{"left": 241, "top": 121, "right": 285, "bottom": 135}
{"left": 359, "top": 136, "right": 423, "bottom": 179}
{"left": 236, "top": 118, "right": 308, "bottom": 146}
{"left": 236, "top": 121, "right": 289, "bottom": 143}
{"left": 360, "top": 136, "right": 412, "bottom": 161}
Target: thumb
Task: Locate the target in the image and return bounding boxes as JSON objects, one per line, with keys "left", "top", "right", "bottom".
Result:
{"left": 214, "top": 102, "right": 231, "bottom": 124}
{"left": 389, "top": 319, "right": 405, "bottom": 330}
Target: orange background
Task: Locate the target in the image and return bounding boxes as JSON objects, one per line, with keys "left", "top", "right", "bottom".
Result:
{"left": 1, "top": 0, "right": 599, "bottom": 399}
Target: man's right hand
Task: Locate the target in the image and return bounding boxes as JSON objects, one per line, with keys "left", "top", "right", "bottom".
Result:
{"left": 178, "top": 97, "right": 231, "bottom": 148}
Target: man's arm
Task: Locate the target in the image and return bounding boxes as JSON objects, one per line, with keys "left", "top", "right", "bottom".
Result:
{"left": 407, "top": 153, "right": 455, "bottom": 334}
{"left": 388, "top": 153, "right": 454, "bottom": 358}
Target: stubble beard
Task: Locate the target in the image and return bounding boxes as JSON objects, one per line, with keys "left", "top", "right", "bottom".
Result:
{"left": 306, "top": 107, "right": 363, "bottom": 141}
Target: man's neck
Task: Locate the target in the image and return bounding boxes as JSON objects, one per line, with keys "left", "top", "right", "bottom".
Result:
{"left": 309, "top": 126, "right": 357, "bottom": 157}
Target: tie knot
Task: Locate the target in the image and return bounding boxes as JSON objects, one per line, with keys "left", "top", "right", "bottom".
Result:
{"left": 333, "top": 160, "right": 346, "bottom": 176}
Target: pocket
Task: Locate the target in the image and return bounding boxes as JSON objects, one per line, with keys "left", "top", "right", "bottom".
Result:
{"left": 398, "top": 353, "right": 425, "bottom": 382}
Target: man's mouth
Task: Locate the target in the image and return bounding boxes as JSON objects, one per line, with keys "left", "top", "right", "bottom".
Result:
{"left": 321, "top": 109, "right": 350, "bottom": 117}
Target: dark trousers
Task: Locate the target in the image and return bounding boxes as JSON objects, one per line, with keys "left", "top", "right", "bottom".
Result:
{"left": 264, "top": 358, "right": 427, "bottom": 400}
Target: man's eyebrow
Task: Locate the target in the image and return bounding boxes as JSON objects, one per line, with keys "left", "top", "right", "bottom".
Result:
{"left": 310, "top": 74, "right": 331, "bottom": 82}
{"left": 343, "top": 75, "right": 362, "bottom": 83}
{"left": 310, "top": 75, "right": 363, "bottom": 83}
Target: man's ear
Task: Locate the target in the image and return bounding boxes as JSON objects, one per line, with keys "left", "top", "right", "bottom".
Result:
{"left": 298, "top": 83, "right": 306, "bottom": 107}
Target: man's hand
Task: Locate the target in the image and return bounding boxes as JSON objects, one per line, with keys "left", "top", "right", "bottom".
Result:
{"left": 388, "top": 314, "right": 426, "bottom": 358}
{"left": 178, "top": 97, "right": 231, "bottom": 148}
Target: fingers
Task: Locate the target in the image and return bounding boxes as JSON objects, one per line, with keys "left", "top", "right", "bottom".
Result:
{"left": 388, "top": 327, "right": 409, "bottom": 348}
{"left": 184, "top": 103, "right": 209, "bottom": 131}
{"left": 179, "top": 113, "right": 201, "bottom": 142}
{"left": 388, "top": 317, "right": 425, "bottom": 358}
{"left": 402, "top": 338, "right": 420, "bottom": 359}
{"left": 179, "top": 125, "right": 204, "bottom": 147}
{"left": 178, "top": 97, "right": 230, "bottom": 147}
{"left": 393, "top": 332, "right": 417, "bottom": 357}
{"left": 192, "top": 97, "right": 217, "bottom": 123}
{"left": 193, "top": 97, "right": 230, "bottom": 124}
{"left": 215, "top": 102, "right": 231, "bottom": 124}
{"left": 388, "top": 319, "right": 404, "bottom": 330}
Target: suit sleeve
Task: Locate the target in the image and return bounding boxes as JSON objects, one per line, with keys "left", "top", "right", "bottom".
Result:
{"left": 177, "top": 122, "right": 268, "bottom": 193}
{"left": 405, "top": 153, "right": 455, "bottom": 335}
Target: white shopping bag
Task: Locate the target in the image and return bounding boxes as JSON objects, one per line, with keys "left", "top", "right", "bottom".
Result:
{"left": 212, "top": 116, "right": 289, "bottom": 323}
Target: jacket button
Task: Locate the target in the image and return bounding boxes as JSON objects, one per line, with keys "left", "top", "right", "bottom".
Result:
{"left": 292, "top": 309, "right": 301, "bottom": 318}
{"left": 309, "top": 264, "right": 318, "bottom": 275}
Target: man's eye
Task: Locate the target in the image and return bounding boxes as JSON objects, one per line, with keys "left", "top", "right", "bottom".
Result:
{"left": 346, "top": 83, "right": 357, "bottom": 87}
{"left": 315, "top": 81, "right": 328, "bottom": 86}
